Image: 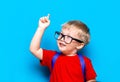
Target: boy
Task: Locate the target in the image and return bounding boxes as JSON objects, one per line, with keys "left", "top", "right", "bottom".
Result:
{"left": 30, "top": 14, "right": 97, "bottom": 82}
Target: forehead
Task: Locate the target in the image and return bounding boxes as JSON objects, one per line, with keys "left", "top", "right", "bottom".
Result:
{"left": 61, "top": 26, "right": 80, "bottom": 38}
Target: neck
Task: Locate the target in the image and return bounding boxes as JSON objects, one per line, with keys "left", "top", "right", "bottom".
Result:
{"left": 62, "top": 50, "right": 78, "bottom": 56}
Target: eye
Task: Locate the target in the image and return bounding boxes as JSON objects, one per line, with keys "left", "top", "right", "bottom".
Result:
{"left": 58, "top": 33, "right": 62, "bottom": 39}
{"left": 64, "top": 36, "right": 72, "bottom": 42}
{"left": 65, "top": 36, "right": 71, "bottom": 39}
{"left": 55, "top": 32, "right": 63, "bottom": 40}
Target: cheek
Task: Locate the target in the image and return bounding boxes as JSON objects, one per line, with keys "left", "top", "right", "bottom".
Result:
{"left": 66, "top": 43, "right": 77, "bottom": 49}
{"left": 57, "top": 41, "right": 59, "bottom": 46}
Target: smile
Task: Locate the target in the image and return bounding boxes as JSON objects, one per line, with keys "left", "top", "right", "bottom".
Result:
{"left": 59, "top": 42, "right": 66, "bottom": 47}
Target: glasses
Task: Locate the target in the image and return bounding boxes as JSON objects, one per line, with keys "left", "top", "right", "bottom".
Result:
{"left": 54, "top": 31, "right": 84, "bottom": 44}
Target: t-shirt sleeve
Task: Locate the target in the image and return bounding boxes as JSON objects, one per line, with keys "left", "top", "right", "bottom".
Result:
{"left": 84, "top": 57, "right": 97, "bottom": 81}
{"left": 40, "top": 49, "right": 56, "bottom": 70}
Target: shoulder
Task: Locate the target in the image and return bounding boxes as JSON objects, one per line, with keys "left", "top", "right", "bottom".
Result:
{"left": 83, "top": 55, "right": 92, "bottom": 65}
{"left": 40, "top": 49, "right": 58, "bottom": 66}
{"left": 42, "top": 49, "right": 57, "bottom": 56}
{"left": 42, "top": 49, "right": 59, "bottom": 61}
{"left": 82, "top": 55, "right": 91, "bottom": 63}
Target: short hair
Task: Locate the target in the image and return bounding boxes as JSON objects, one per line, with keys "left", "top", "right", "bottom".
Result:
{"left": 62, "top": 20, "right": 90, "bottom": 45}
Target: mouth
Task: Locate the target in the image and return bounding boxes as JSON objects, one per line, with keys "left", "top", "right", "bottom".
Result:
{"left": 59, "top": 42, "right": 66, "bottom": 47}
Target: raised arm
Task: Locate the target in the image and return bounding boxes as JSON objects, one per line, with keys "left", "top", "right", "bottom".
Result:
{"left": 30, "top": 14, "right": 50, "bottom": 60}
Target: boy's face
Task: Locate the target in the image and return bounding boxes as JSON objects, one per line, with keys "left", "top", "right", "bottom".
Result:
{"left": 57, "top": 27, "right": 84, "bottom": 55}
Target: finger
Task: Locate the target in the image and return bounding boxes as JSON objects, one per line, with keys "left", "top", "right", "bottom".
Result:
{"left": 44, "top": 17, "right": 48, "bottom": 22}
{"left": 43, "top": 16, "right": 49, "bottom": 22}
{"left": 47, "top": 14, "right": 50, "bottom": 19}
{"left": 40, "top": 17, "right": 45, "bottom": 23}
{"left": 43, "top": 17, "right": 47, "bottom": 23}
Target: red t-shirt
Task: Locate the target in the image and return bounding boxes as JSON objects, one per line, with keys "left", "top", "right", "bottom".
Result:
{"left": 40, "top": 49, "right": 97, "bottom": 82}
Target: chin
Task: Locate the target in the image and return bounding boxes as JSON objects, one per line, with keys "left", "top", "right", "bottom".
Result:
{"left": 58, "top": 46, "right": 66, "bottom": 53}
{"left": 58, "top": 46, "right": 65, "bottom": 51}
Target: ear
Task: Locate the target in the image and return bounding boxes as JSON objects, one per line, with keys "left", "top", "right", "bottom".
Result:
{"left": 76, "top": 43, "right": 85, "bottom": 50}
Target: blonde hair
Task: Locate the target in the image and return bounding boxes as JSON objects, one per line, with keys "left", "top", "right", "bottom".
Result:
{"left": 62, "top": 20, "right": 90, "bottom": 45}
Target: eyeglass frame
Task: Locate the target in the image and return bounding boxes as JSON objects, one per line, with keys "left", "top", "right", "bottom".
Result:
{"left": 54, "top": 31, "right": 84, "bottom": 44}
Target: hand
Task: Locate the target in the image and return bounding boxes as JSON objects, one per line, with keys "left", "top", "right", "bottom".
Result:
{"left": 38, "top": 14, "right": 50, "bottom": 29}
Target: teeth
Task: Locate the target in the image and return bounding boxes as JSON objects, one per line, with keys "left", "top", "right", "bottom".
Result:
{"left": 60, "top": 43, "right": 65, "bottom": 46}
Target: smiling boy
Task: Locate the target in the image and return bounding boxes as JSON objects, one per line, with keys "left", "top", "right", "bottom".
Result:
{"left": 30, "top": 14, "right": 97, "bottom": 82}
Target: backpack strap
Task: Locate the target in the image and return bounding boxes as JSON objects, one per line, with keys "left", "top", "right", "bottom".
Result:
{"left": 78, "top": 53, "right": 86, "bottom": 82}
{"left": 51, "top": 52, "right": 61, "bottom": 69}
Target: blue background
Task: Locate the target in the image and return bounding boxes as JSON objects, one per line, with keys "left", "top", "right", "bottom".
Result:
{"left": 0, "top": 0, "right": 120, "bottom": 82}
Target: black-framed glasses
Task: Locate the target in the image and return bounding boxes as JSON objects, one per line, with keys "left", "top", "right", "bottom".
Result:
{"left": 54, "top": 31, "right": 84, "bottom": 44}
